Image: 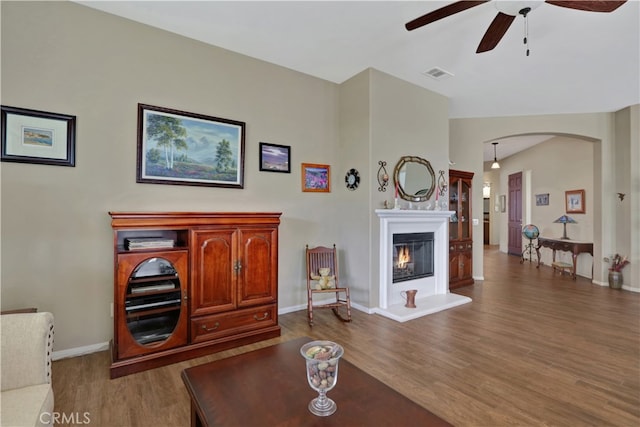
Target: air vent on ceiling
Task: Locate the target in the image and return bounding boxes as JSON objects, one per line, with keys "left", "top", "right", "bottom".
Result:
{"left": 422, "top": 67, "right": 454, "bottom": 81}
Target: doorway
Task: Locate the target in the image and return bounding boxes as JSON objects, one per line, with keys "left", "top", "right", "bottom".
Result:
{"left": 507, "top": 172, "right": 522, "bottom": 256}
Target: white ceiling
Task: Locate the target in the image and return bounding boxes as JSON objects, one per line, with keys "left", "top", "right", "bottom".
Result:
{"left": 76, "top": 0, "right": 640, "bottom": 161}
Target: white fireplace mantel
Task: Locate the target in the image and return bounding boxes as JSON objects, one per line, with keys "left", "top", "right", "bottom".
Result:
{"left": 374, "top": 209, "right": 471, "bottom": 322}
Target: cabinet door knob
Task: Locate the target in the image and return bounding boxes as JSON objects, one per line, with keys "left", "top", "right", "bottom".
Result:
{"left": 201, "top": 322, "right": 220, "bottom": 332}
{"left": 234, "top": 261, "right": 242, "bottom": 272}
{"left": 253, "top": 312, "right": 269, "bottom": 321}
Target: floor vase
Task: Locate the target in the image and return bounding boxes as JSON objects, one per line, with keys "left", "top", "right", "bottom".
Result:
{"left": 608, "top": 271, "right": 623, "bottom": 289}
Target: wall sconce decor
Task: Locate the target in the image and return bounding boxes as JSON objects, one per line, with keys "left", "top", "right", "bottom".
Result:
{"left": 377, "top": 160, "right": 389, "bottom": 192}
{"left": 437, "top": 170, "right": 448, "bottom": 196}
{"left": 482, "top": 182, "right": 491, "bottom": 198}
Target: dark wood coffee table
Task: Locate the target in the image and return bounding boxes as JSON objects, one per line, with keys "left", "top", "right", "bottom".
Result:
{"left": 181, "top": 336, "right": 451, "bottom": 426}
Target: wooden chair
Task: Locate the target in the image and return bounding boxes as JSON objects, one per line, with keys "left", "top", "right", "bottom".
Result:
{"left": 305, "top": 244, "right": 352, "bottom": 326}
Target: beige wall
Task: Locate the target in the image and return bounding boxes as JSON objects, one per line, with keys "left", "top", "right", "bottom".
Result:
{"left": 485, "top": 137, "right": 596, "bottom": 278}
{"left": 1, "top": 1, "right": 344, "bottom": 352}
{"left": 368, "top": 69, "right": 449, "bottom": 308}
{"left": 450, "top": 109, "right": 639, "bottom": 289}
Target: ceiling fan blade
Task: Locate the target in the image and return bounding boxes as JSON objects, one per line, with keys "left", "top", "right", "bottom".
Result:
{"left": 405, "top": 1, "right": 489, "bottom": 31}
{"left": 545, "top": 1, "right": 626, "bottom": 13}
{"left": 476, "top": 12, "right": 516, "bottom": 53}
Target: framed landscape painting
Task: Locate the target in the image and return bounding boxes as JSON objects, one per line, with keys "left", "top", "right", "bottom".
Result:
{"left": 1, "top": 105, "right": 76, "bottom": 167}
{"left": 301, "top": 163, "right": 330, "bottom": 192}
{"left": 137, "top": 104, "right": 245, "bottom": 188}
{"left": 259, "top": 142, "right": 290, "bottom": 173}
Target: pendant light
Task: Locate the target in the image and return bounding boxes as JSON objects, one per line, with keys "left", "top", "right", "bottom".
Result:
{"left": 491, "top": 142, "right": 500, "bottom": 169}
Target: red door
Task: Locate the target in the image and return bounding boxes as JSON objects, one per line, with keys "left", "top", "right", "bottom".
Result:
{"left": 508, "top": 172, "right": 522, "bottom": 256}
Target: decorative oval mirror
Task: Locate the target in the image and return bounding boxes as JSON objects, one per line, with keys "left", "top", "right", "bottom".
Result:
{"left": 393, "top": 156, "right": 436, "bottom": 202}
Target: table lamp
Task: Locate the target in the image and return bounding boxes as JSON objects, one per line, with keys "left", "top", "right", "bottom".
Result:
{"left": 554, "top": 215, "right": 577, "bottom": 240}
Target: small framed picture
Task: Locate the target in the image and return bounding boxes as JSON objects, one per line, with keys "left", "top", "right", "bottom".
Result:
{"left": 259, "top": 142, "right": 290, "bottom": 173}
{"left": 565, "top": 189, "right": 585, "bottom": 214}
{"left": 535, "top": 193, "right": 549, "bottom": 206}
{"left": 1, "top": 105, "right": 76, "bottom": 167}
{"left": 301, "top": 163, "right": 330, "bottom": 192}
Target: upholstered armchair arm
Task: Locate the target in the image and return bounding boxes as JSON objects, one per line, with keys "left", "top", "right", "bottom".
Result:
{"left": 1, "top": 312, "right": 54, "bottom": 391}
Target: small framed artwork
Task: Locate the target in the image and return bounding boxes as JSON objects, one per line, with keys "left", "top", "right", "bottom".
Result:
{"left": 535, "top": 193, "right": 549, "bottom": 206}
{"left": 137, "top": 104, "right": 245, "bottom": 188}
{"left": 301, "top": 163, "right": 330, "bottom": 192}
{"left": 499, "top": 195, "right": 506, "bottom": 212}
{"left": 259, "top": 142, "right": 290, "bottom": 173}
{"left": 1, "top": 105, "right": 76, "bottom": 167}
{"left": 565, "top": 189, "right": 585, "bottom": 214}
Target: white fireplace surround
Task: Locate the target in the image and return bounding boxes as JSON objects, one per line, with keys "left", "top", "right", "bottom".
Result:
{"left": 374, "top": 209, "right": 471, "bottom": 322}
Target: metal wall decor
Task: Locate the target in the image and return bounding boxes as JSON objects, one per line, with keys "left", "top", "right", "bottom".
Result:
{"left": 377, "top": 160, "right": 389, "bottom": 192}
{"left": 437, "top": 170, "right": 448, "bottom": 197}
{"left": 345, "top": 168, "right": 360, "bottom": 190}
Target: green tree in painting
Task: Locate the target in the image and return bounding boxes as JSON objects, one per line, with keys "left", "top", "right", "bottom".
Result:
{"left": 146, "top": 147, "right": 162, "bottom": 164}
{"left": 146, "top": 114, "right": 188, "bottom": 169}
{"left": 215, "top": 139, "right": 234, "bottom": 172}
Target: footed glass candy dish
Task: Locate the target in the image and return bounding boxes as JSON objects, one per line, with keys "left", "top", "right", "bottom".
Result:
{"left": 300, "top": 340, "right": 344, "bottom": 416}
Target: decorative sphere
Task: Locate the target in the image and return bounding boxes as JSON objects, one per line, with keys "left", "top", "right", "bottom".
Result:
{"left": 522, "top": 224, "right": 539, "bottom": 240}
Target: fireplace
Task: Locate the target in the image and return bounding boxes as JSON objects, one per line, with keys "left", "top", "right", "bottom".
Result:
{"left": 375, "top": 209, "right": 471, "bottom": 322}
{"left": 393, "top": 232, "right": 434, "bottom": 283}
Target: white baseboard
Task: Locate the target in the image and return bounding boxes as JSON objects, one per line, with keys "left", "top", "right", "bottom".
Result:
{"left": 52, "top": 298, "right": 485, "bottom": 361}
{"left": 278, "top": 301, "right": 371, "bottom": 315}
{"left": 52, "top": 342, "right": 109, "bottom": 361}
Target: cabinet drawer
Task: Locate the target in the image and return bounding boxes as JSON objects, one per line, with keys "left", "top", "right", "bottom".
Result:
{"left": 190, "top": 304, "right": 277, "bottom": 343}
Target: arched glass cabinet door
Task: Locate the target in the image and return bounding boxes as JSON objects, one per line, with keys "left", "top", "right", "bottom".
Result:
{"left": 126, "top": 257, "right": 182, "bottom": 345}
{"left": 117, "top": 250, "right": 188, "bottom": 359}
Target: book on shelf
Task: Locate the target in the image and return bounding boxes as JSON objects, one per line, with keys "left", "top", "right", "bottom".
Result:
{"left": 124, "top": 237, "right": 175, "bottom": 250}
{"left": 125, "top": 298, "right": 181, "bottom": 312}
{"left": 131, "top": 281, "right": 176, "bottom": 294}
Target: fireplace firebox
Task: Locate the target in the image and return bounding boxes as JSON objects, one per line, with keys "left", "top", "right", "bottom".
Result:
{"left": 392, "top": 232, "right": 434, "bottom": 283}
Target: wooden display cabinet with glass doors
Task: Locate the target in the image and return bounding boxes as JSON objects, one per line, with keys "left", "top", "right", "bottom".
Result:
{"left": 449, "top": 169, "right": 474, "bottom": 289}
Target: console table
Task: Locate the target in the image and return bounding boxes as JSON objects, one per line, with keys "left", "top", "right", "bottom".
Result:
{"left": 536, "top": 237, "right": 593, "bottom": 280}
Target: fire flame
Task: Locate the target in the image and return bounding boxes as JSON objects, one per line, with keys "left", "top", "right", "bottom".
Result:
{"left": 397, "top": 246, "right": 410, "bottom": 268}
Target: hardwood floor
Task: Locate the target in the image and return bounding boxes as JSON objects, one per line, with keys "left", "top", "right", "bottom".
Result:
{"left": 52, "top": 247, "right": 639, "bottom": 426}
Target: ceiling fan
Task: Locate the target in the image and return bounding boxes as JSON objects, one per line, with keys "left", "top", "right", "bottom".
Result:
{"left": 405, "top": 1, "right": 627, "bottom": 53}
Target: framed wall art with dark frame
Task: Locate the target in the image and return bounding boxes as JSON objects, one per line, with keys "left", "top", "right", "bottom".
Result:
{"left": 301, "top": 163, "right": 330, "bottom": 192}
{"left": 565, "top": 189, "right": 585, "bottom": 214}
{"left": 259, "top": 142, "right": 290, "bottom": 173}
{"left": 1, "top": 105, "right": 76, "bottom": 167}
{"left": 137, "top": 103, "right": 245, "bottom": 188}
{"left": 535, "top": 193, "right": 549, "bottom": 206}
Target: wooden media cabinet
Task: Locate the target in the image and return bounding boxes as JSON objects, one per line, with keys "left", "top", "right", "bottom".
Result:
{"left": 109, "top": 211, "right": 281, "bottom": 378}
